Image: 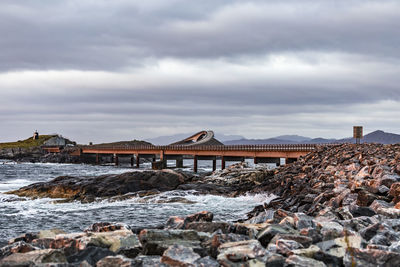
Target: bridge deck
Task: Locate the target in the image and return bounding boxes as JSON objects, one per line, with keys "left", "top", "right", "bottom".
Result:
{"left": 78, "top": 144, "right": 320, "bottom": 172}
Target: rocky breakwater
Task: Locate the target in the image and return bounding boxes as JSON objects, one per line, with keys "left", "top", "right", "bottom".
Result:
{"left": 178, "top": 162, "right": 273, "bottom": 196}
{"left": 6, "top": 170, "right": 190, "bottom": 202}
{"left": 0, "top": 211, "right": 303, "bottom": 266}
{"left": 240, "top": 143, "right": 400, "bottom": 266}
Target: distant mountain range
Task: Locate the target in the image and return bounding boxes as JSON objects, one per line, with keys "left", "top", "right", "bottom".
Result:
{"left": 224, "top": 130, "right": 400, "bottom": 145}
{"left": 146, "top": 130, "right": 400, "bottom": 145}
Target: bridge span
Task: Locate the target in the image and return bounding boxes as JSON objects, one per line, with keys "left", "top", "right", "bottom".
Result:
{"left": 77, "top": 144, "right": 317, "bottom": 172}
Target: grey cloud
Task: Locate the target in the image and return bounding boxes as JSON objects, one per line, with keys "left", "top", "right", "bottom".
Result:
{"left": 1, "top": 0, "right": 400, "bottom": 143}
{"left": 0, "top": 1, "right": 400, "bottom": 71}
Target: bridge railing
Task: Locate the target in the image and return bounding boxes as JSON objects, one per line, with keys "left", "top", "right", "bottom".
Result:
{"left": 82, "top": 143, "right": 329, "bottom": 152}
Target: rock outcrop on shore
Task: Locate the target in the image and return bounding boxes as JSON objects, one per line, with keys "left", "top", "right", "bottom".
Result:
{"left": 6, "top": 163, "right": 271, "bottom": 202}
{"left": 2, "top": 143, "right": 400, "bottom": 266}
{"left": 7, "top": 170, "right": 191, "bottom": 202}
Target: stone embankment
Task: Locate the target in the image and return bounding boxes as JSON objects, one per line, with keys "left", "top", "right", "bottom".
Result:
{"left": 2, "top": 143, "right": 400, "bottom": 266}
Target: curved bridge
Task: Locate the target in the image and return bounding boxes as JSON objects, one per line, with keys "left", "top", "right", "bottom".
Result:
{"left": 78, "top": 144, "right": 318, "bottom": 172}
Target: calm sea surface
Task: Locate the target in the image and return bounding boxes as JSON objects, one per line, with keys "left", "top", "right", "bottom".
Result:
{"left": 0, "top": 160, "right": 272, "bottom": 246}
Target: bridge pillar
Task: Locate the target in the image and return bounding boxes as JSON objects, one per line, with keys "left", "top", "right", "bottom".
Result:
{"left": 136, "top": 154, "right": 140, "bottom": 168}
{"left": 176, "top": 157, "right": 184, "bottom": 168}
{"left": 96, "top": 154, "right": 100, "bottom": 165}
{"left": 284, "top": 157, "right": 297, "bottom": 164}
{"left": 130, "top": 155, "right": 134, "bottom": 167}
{"left": 221, "top": 156, "right": 226, "bottom": 170}
{"left": 193, "top": 155, "right": 198, "bottom": 173}
{"left": 114, "top": 154, "right": 119, "bottom": 166}
{"left": 213, "top": 158, "right": 216, "bottom": 171}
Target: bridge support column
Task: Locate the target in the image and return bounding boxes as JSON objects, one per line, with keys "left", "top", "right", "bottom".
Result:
{"left": 176, "top": 157, "right": 183, "bottom": 168}
{"left": 193, "top": 155, "right": 198, "bottom": 173}
{"left": 96, "top": 154, "right": 100, "bottom": 165}
{"left": 114, "top": 154, "right": 119, "bottom": 166}
{"left": 221, "top": 157, "right": 226, "bottom": 170}
{"left": 136, "top": 154, "right": 140, "bottom": 168}
{"left": 285, "top": 158, "right": 297, "bottom": 164}
{"left": 213, "top": 158, "right": 216, "bottom": 171}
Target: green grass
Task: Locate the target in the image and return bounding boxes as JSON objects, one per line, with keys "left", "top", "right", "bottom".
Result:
{"left": 0, "top": 135, "right": 56, "bottom": 149}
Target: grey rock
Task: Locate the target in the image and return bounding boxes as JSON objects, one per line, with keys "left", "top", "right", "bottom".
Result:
{"left": 348, "top": 205, "right": 376, "bottom": 218}
{"left": 389, "top": 241, "right": 400, "bottom": 253}
{"left": 285, "top": 255, "right": 327, "bottom": 267}
{"left": 131, "top": 255, "right": 166, "bottom": 267}
{"left": 194, "top": 256, "right": 219, "bottom": 267}
{"left": 316, "top": 235, "right": 361, "bottom": 258}
{"left": 245, "top": 209, "right": 275, "bottom": 224}
{"left": 344, "top": 248, "right": 400, "bottom": 267}
{"left": 217, "top": 240, "right": 267, "bottom": 266}
{"left": 0, "top": 249, "right": 67, "bottom": 266}
{"left": 0, "top": 241, "right": 38, "bottom": 260}
{"left": 66, "top": 246, "right": 115, "bottom": 266}
{"left": 161, "top": 244, "right": 201, "bottom": 266}
{"left": 299, "top": 228, "right": 322, "bottom": 244}
{"left": 369, "top": 230, "right": 400, "bottom": 246}
{"left": 293, "top": 213, "right": 315, "bottom": 230}
{"left": 96, "top": 255, "right": 136, "bottom": 267}
{"left": 275, "top": 239, "right": 303, "bottom": 256}
{"left": 138, "top": 229, "right": 210, "bottom": 256}
{"left": 204, "top": 230, "right": 250, "bottom": 258}
{"left": 257, "top": 225, "right": 296, "bottom": 246}
{"left": 316, "top": 221, "right": 344, "bottom": 241}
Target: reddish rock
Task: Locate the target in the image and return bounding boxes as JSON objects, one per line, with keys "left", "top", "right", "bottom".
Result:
{"left": 389, "top": 182, "right": 400, "bottom": 204}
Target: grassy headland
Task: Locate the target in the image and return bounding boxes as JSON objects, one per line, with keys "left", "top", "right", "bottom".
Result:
{"left": 0, "top": 135, "right": 55, "bottom": 149}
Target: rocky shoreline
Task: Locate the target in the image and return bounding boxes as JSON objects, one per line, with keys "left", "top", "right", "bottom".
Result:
{"left": 1, "top": 143, "right": 400, "bottom": 266}
{"left": 0, "top": 147, "right": 82, "bottom": 164}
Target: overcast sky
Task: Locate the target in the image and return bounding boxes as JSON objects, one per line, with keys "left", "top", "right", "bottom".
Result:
{"left": 1, "top": 0, "right": 399, "bottom": 143}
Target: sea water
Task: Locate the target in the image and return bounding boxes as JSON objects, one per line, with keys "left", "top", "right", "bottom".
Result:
{"left": 0, "top": 160, "right": 274, "bottom": 246}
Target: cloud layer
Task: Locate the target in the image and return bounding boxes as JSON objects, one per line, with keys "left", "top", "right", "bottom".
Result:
{"left": 0, "top": 0, "right": 399, "bottom": 143}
